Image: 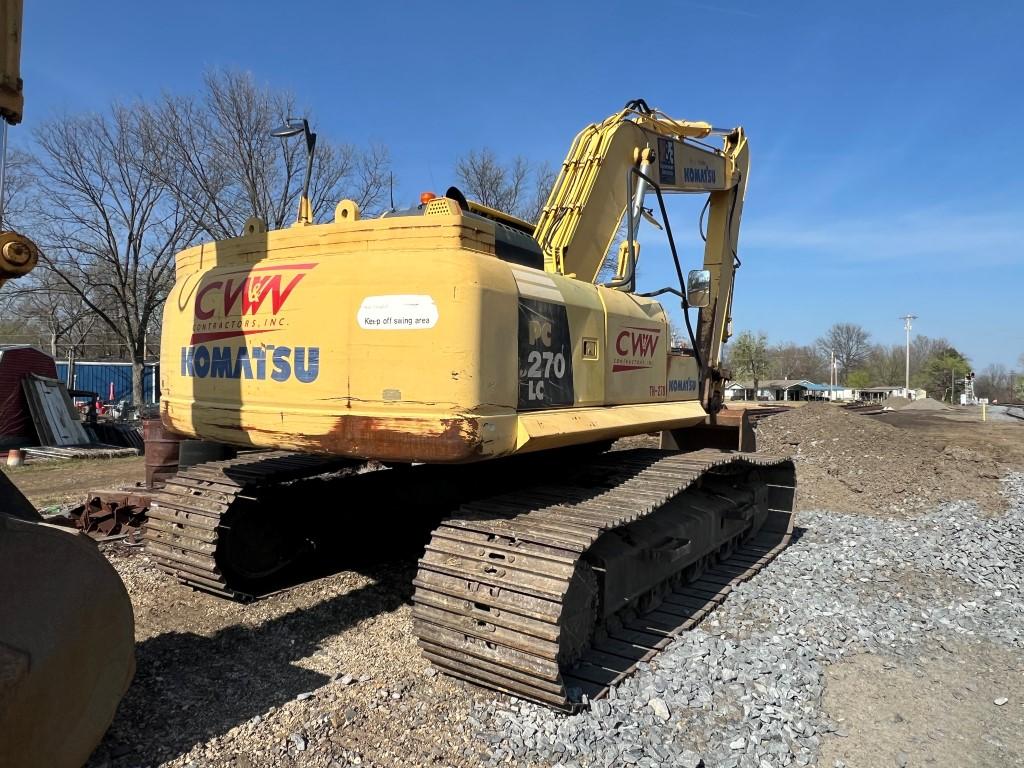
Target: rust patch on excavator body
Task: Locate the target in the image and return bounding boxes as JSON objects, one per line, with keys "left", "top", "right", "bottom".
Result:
{"left": 323, "top": 414, "right": 484, "bottom": 463}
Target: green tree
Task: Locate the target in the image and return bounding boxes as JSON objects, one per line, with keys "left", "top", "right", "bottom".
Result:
{"left": 847, "top": 369, "right": 871, "bottom": 389}
{"left": 731, "top": 331, "right": 770, "bottom": 398}
{"left": 915, "top": 347, "right": 971, "bottom": 402}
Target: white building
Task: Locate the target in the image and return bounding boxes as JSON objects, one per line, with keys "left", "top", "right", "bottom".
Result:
{"left": 726, "top": 379, "right": 855, "bottom": 402}
{"left": 853, "top": 385, "right": 912, "bottom": 401}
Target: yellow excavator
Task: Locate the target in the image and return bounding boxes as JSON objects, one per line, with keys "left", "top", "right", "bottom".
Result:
{"left": 150, "top": 98, "right": 796, "bottom": 708}
{"left": 0, "top": 3, "right": 135, "bottom": 765}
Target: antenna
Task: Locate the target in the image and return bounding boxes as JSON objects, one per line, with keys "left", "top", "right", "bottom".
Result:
{"left": 899, "top": 314, "right": 917, "bottom": 394}
{"left": 389, "top": 172, "right": 395, "bottom": 211}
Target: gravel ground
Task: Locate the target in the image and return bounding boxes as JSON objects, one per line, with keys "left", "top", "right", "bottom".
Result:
{"left": 73, "top": 411, "right": 1024, "bottom": 767}
{"left": 86, "top": 473, "right": 1024, "bottom": 768}
{"left": 469, "top": 474, "right": 1024, "bottom": 768}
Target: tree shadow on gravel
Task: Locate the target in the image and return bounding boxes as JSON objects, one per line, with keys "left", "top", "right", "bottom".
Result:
{"left": 85, "top": 481, "right": 453, "bottom": 768}
{"left": 87, "top": 558, "right": 421, "bottom": 767}
{"left": 87, "top": 455, "right": 588, "bottom": 767}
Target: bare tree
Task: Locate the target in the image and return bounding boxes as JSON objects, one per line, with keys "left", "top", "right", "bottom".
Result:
{"left": 32, "top": 105, "right": 200, "bottom": 405}
{"left": 455, "top": 148, "right": 555, "bottom": 222}
{"left": 770, "top": 343, "right": 826, "bottom": 381}
{"left": 145, "top": 70, "right": 392, "bottom": 239}
{"left": 0, "top": 146, "right": 35, "bottom": 230}
{"left": 12, "top": 270, "right": 96, "bottom": 356}
{"left": 816, "top": 323, "right": 871, "bottom": 383}
{"left": 523, "top": 160, "right": 557, "bottom": 224}
{"left": 0, "top": 306, "right": 47, "bottom": 349}
{"left": 864, "top": 344, "right": 905, "bottom": 385}
{"left": 975, "top": 363, "right": 1012, "bottom": 402}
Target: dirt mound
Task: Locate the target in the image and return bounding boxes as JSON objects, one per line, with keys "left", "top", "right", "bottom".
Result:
{"left": 903, "top": 396, "right": 953, "bottom": 411}
{"left": 885, "top": 396, "right": 911, "bottom": 409}
{"left": 755, "top": 403, "right": 1003, "bottom": 515}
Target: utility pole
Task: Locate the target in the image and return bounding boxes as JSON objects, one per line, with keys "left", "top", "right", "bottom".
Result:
{"left": 834, "top": 350, "right": 840, "bottom": 400}
{"left": 829, "top": 351, "right": 832, "bottom": 401}
{"left": 899, "top": 314, "right": 917, "bottom": 396}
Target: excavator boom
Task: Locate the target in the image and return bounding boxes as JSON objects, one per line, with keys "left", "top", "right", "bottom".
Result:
{"left": 534, "top": 100, "right": 748, "bottom": 406}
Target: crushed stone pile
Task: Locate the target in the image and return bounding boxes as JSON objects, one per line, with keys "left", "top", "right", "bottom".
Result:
{"left": 755, "top": 403, "right": 1002, "bottom": 515}
{"left": 901, "top": 396, "right": 953, "bottom": 411}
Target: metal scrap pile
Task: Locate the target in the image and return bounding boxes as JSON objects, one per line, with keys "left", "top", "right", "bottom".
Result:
{"left": 64, "top": 490, "right": 150, "bottom": 540}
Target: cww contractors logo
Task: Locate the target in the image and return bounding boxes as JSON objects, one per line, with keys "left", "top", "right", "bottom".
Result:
{"left": 612, "top": 326, "right": 661, "bottom": 372}
{"left": 182, "top": 263, "right": 319, "bottom": 383}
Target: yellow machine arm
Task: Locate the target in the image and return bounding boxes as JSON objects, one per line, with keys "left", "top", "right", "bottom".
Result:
{"left": 0, "top": 0, "right": 23, "bottom": 125}
{"left": 534, "top": 99, "right": 749, "bottom": 402}
{"left": 0, "top": 0, "right": 38, "bottom": 291}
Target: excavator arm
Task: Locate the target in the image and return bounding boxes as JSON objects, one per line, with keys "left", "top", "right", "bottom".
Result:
{"left": 0, "top": 0, "right": 38, "bottom": 289}
{"left": 534, "top": 99, "right": 749, "bottom": 409}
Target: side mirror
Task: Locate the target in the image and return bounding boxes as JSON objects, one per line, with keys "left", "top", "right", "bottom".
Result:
{"left": 686, "top": 269, "right": 711, "bottom": 308}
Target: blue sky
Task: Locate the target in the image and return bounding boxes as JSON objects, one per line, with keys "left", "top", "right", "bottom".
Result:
{"left": 20, "top": 1, "right": 1024, "bottom": 369}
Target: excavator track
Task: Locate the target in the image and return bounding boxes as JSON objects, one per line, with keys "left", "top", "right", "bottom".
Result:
{"left": 412, "top": 448, "right": 796, "bottom": 710}
{"left": 144, "top": 451, "right": 359, "bottom": 598}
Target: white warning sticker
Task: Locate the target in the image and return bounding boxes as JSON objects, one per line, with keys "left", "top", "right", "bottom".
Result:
{"left": 357, "top": 295, "right": 439, "bottom": 330}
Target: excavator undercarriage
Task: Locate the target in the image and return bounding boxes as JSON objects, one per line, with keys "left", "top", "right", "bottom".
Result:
{"left": 145, "top": 444, "right": 795, "bottom": 708}
{"left": 412, "top": 448, "right": 795, "bottom": 708}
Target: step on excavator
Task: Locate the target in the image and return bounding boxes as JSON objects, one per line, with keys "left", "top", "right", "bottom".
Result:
{"left": 0, "top": 2, "right": 136, "bottom": 765}
{"left": 149, "top": 98, "right": 796, "bottom": 709}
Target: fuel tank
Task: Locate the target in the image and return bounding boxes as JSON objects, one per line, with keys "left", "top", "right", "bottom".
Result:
{"left": 160, "top": 198, "right": 706, "bottom": 463}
